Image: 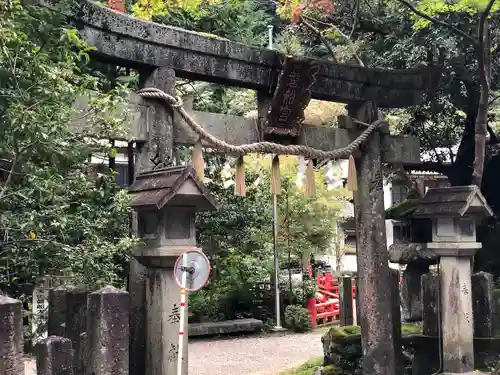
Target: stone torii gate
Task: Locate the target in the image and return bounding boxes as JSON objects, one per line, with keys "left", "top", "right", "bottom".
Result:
{"left": 39, "top": 1, "right": 440, "bottom": 375}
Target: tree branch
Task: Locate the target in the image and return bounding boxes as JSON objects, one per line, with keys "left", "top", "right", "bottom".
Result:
{"left": 472, "top": 0, "right": 496, "bottom": 187}
{"left": 0, "top": 153, "right": 18, "bottom": 202}
{"left": 299, "top": 15, "right": 339, "bottom": 63}
{"left": 489, "top": 93, "right": 500, "bottom": 106}
{"left": 349, "top": 0, "right": 361, "bottom": 39}
{"left": 0, "top": 143, "right": 34, "bottom": 201}
{"left": 303, "top": 15, "right": 365, "bottom": 66}
{"left": 395, "top": 0, "right": 478, "bottom": 45}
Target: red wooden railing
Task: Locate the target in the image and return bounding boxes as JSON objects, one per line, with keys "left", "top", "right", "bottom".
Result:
{"left": 307, "top": 274, "right": 356, "bottom": 328}
{"left": 308, "top": 273, "right": 403, "bottom": 328}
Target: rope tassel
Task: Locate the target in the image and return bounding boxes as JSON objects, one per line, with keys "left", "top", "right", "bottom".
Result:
{"left": 347, "top": 155, "right": 358, "bottom": 192}
{"left": 234, "top": 156, "right": 246, "bottom": 197}
{"left": 305, "top": 160, "right": 316, "bottom": 197}
{"left": 192, "top": 138, "right": 204, "bottom": 181}
{"left": 270, "top": 155, "right": 281, "bottom": 195}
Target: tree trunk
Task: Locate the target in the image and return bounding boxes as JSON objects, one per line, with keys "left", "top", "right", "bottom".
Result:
{"left": 472, "top": 7, "right": 493, "bottom": 187}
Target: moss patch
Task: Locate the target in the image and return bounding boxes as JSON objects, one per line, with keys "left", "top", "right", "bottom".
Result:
{"left": 402, "top": 323, "right": 423, "bottom": 335}
{"left": 283, "top": 325, "right": 425, "bottom": 375}
{"left": 385, "top": 199, "right": 420, "bottom": 220}
{"left": 279, "top": 356, "right": 344, "bottom": 375}
{"left": 493, "top": 288, "right": 500, "bottom": 300}
{"left": 322, "top": 323, "right": 422, "bottom": 343}
{"left": 321, "top": 325, "right": 360, "bottom": 345}
{"left": 279, "top": 357, "right": 322, "bottom": 375}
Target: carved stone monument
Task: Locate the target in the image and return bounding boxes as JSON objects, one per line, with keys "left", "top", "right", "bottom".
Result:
{"left": 413, "top": 186, "right": 493, "bottom": 374}
{"left": 128, "top": 166, "right": 217, "bottom": 375}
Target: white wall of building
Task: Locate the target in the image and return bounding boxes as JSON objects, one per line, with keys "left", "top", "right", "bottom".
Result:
{"left": 317, "top": 166, "right": 401, "bottom": 273}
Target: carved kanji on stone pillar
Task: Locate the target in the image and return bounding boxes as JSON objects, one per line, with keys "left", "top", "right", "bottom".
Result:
{"left": 108, "top": 0, "right": 125, "bottom": 12}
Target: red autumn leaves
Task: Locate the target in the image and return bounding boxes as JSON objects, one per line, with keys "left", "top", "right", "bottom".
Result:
{"left": 291, "top": 0, "right": 336, "bottom": 24}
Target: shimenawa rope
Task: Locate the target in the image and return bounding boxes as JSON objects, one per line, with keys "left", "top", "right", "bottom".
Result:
{"left": 136, "top": 87, "right": 386, "bottom": 160}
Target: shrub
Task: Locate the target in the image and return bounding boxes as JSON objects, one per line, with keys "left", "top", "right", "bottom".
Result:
{"left": 284, "top": 304, "right": 311, "bottom": 332}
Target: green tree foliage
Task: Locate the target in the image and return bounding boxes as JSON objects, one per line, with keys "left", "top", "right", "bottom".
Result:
{"left": 0, "top": 1, "right": 135, "bottom": 300}
{"left": 133, "top": 0, "right": 274, "bottom": 118}
{"left": 276, "top": 0, "right": 500, "bottom": 275}
{"left": 133, "top": 0, "right": 272, "bottom": 47}
{"left": 190, "top": 154, "right": 348, "bottom": 322}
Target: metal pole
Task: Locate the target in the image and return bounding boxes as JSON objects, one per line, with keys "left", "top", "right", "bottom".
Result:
{"left": 177, "top": 254, "right": 188, "bottom": 375}
{"left": 268, "top": 25, "right": 273, "bottom": 50}
{"left": 273, "top": 193, "right": 283, "bottom": 329}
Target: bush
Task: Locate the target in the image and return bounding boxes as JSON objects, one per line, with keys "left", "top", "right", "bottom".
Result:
{"left": 301, "top": 278, "right": 317, "bottom": 299}
{"left": 284, "top": 304, "right": 311, "bottom": 332}
{"left": 188, "top": 289, "right": 226, "bottom": 323}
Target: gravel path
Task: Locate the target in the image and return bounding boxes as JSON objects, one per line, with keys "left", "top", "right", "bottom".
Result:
{"left": 24, "top": 330, "right": 325, "bottom": 375}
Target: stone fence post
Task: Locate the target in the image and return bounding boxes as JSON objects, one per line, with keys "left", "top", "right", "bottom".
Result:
{"left": 472, "top": 272, "right": 494, "bottom": 338}
{"left": 0, "top": 296, "right": 23, "bottom": 375}
{"left": 87, "top": 286, "right": 130, "bottom": 375}
{"left": 36, "top": 336, "right": 73, "bottom": 375}
{"left": 340, "top": 277, "right": 353, "bottom": 326}
{"left": 48, "top": 286, "right": 89, "bottom": 346}
{"left": 48, "top": 285, "right": 89, "bottom": 374}
{"left": 421, "top": 273, "right": 439, "bottom": 337}
{"left": 390, "top": 269, "right": 403, "bottom": 375}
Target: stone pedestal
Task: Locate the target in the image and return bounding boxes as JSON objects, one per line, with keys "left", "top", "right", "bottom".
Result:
{"left": 439, "top": 255, "right": 475, "bottom": 373}
{"left": 145, "top": 264, "right": 189, "bottom": 375}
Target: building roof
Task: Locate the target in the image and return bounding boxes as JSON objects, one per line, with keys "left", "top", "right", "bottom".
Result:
{"left": 413, "top": 185, "right": 493, "bottom": 218}
{"left": 128, "top": 166, "right": 217, "bottom": 212}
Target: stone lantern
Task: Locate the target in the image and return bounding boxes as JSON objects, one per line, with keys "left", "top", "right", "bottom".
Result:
{"left": 128, "top": 166, "right": 217, "bottom": 375}
{"left": 413, "top": 185, "right": 493, "bottom": 374}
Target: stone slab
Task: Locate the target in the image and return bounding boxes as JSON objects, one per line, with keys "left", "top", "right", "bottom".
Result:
{"left": 37, "top": 0, "right": 440, "bottom": 108}
{"left": 188, "top": 319, "right": 263, "bottom": 337}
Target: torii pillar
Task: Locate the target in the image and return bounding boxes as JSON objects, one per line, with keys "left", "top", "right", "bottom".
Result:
{"left": 128, "top": 67, "right": 176, "bottom": 375}
{"left": 348, "top": 102, "right": 397, "bottom": 375}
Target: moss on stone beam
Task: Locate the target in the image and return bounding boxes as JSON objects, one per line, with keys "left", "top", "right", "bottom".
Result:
{"left": 385, "top": 199, "right": 420, "bottom": 220}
